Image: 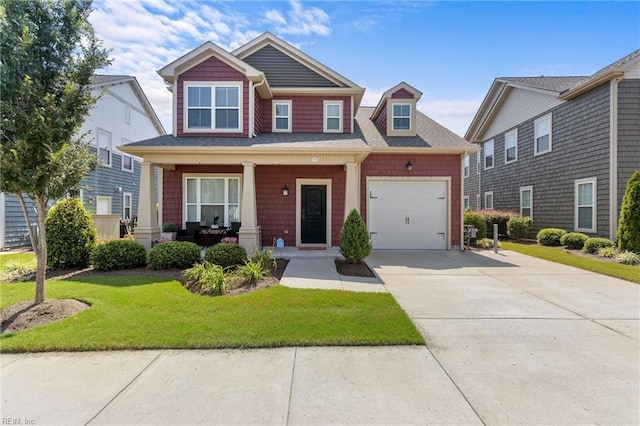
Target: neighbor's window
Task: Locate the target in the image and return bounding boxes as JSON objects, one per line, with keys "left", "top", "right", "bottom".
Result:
{"left": 125, "top": 105, "right": 131, "bottom": 124}
{"left": 520, "top": 186, "right": 532, "bottom": 217}
{"left": 484, "top": 191, "right": 494, "bottom": 210}
{"left": 463, "top": 196, "right": 470, "bottom": 210}
{"left": 575, "top": 178, "right": 596, "bottom": 232}
{"left": 392, "top": 103, "right": 411, "bottom": 130}
{"left": 97, "top": 128, "right": 112, "bottom": 166}
{"left": 464, "top": 155, "right": 470, "bottom": 177}
{"left": 484, "top": 139, "right": 494, "bottom": 170}
{"left": 273, "top": 101, "right": 291, "bottom": 132}
{"left": 534, "top": 114, "right": 552, "bottom": 155}
{"left": 505, "top": 129, "right": 518, "bottom": 163}
{"left": 123, "top": 192, "right": 132, "bottom": 219}
{"left": 186, "top": 84, "right": 241, "bottom": 131}
{"left": 324, "top": 101, "right": 343, "bottom": 132}
{"left": 185, "top": 176, "right": 240, "bottom": 227}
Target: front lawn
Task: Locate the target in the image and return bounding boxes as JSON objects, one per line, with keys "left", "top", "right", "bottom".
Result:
{"left": 501, "top": 241, "right": 640, "bottom": 284}
{"left": 0, "top": 276, "right": 424, "bottom": 352}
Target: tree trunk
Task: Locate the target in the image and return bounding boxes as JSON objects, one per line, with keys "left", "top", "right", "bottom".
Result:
{"left": 15, "top": 192, "right": 47, "bottom": 304}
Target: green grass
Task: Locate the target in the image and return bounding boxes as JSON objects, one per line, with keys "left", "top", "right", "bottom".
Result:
{"left": 0, "top": 276, "right": 424, "bottom": 352}
{"left": 0, "top": 252, "right": 36, "bottom": 268}
{"left": 502, "top": 241, "right": 640, "bottom": 284}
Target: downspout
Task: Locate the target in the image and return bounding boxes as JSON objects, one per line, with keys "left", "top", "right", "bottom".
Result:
{"left": 461, "top": 151, "right": 467, "bottom": 250}
{"left": 172, "top": 80, "right": 178, "bottom": 137}
{"left": 609, "top": 77, "right": 621, "bottom": 240}
{"left": 251, "top": 75, "right": 267, "bottom": 137}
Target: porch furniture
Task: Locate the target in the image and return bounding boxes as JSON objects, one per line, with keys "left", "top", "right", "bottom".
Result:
{"left": 227, "top": 221, "right": 241, "bottom": 238}
{"left": 198, "top": 228, "right": 227, "bottom": 247}
{"left": 177, "top": 221, "right": 200, "bottom": 243}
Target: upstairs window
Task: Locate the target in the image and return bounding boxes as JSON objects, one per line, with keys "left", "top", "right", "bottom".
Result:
{"left": 273, "top": 100, "right": 291, "bottom": 132}
{"left": 534, "top": 114, "right": 552, "bottom": 155}
{"left": 324, "top": 101, "right": 343, "bottom": 133}
{"left": 392, "top": 103, "right": 411, "bottom": 130}
{"left": 463, "top": 155, "right": 470, "bottom": 177}
{"left": 97, "top": 129, "right": 112, "bottom": 167}
{"left": 505, "top": 129, "right": 518, "bottom": 163}
{"left": 186, "top": 83, "right": 241, "bottom": 132}
{"left": 484, "top": 139, "right": 494, "bottom": 170}
{"left": 122, "top": 155, "right": 133, "bottom": 172}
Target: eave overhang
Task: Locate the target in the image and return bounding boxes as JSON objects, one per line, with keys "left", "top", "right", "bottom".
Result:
{"left": 559, "top": 71, "right": 625, "bottom": 100}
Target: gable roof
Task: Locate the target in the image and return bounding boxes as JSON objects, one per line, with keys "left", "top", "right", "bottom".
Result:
{"left": 92, "top": 74, "right": 166, "bottom": 135}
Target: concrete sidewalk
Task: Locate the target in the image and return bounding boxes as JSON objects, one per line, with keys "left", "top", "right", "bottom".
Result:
{"left": 1, "top": 347, "right": 481, "bottom": 425}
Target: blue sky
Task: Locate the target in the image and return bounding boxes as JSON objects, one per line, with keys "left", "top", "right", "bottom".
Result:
{"left": 90, "top": 0, "right": 640, "bottom": 136}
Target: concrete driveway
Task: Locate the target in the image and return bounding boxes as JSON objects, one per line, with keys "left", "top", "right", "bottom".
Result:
{"left": 367, "top": 249, "right": 640, "bottom": 425}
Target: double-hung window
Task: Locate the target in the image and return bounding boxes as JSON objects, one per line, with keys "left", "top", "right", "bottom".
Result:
{"left": 186, "top": 83, "right": 241, "bottom": 132}
{"left": 123, "top": 193, "right": 132, "bottom": 220}
{"left": 185, "top": 176, "right": 240, "bottom": 227}
{"left": 575, "top": 178, "right": 596, "bottom": 232}
{"left": 520, "top": 186, "right": 532, "bottom": 217}
{"left": 505, "top": 129, "right": 518, "bottom": 163}
{"left": 534, "top": 114, "right": 552, "bottom": 155}
{"left": 484, "top": 139, "right": 494, "bottom": 170}
{"left": 463, "top": 155, "right": 470, "bottom": 177}
{"left": 121, "top": 138, "right": 133, "bottom": 172}
{"left": 273, "top": 100, "right": 291, "bottom": 132}
{"left": 324, "top": 100, "right": 343, "bottom": 133}
{"left": 97, "top": 129, "right": 112, "bottom": 166}
{"left": 463, "top": 196, "right": 470, "bottom": 210}
{"left": 484, "top": 191, "right": 494, "bottom": 210}
{"left": 392, "top": 103, "right": 411, "bottom": 130}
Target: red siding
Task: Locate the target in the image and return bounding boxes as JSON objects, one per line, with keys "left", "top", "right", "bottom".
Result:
{"left": 360, "top": 154, "right": 462, "bottom": 247}
{"left": 261, "top": 96, "right": 352, "bottom": 133}
{"left": 176, "top": 57, "right": 249, "bottom": 137}
{"left": 256, "top": 165, "right": 345, "bottom": 247}
{"left": 375, "top": 105, "right": 387, "bottom": 133}
{"left": 254, "top": 90, "right": 262, "bottom": 135}
{"left": 391, "top": 88, "right": 414, "bottom": 99}
{"left": 162, "top": 165, "right": 243, "bottom": 229}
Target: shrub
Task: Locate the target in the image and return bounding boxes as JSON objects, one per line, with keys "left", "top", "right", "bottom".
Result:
{"left": 536, "top": 228, "right": 567, "bottom": 246}
{"left": 464, "top": 210, "right": 487, "bottom": 240}
{"left": 148, "top": 241, "right": 201, "bottom": 270}
{"left": 46, "top": 198, "right": 97, "bottom": 270}
{"left": 583, "top": 237, "right": 614, "bottom": 254}
{"left": 597, "top": 246, "right": 618, "bottom": 258}
{"left": 506, "top": 216, "right": 533, "bottom": 241}
{"left": 0, "top": 259, "right": 36, "bottom": 282}
{"left": 251, "top": 248, "right": 276, "bottom": 272}
{"left": 205, "top": 243, "right": 247, "bottom": 269}
{"left": 91, "top": 239, "right": 147, "bottom": 271}
{"left": 340, "top": 209, "right": 372, "bottom": 264}
{"left": 478, "top": 209, "right": 518, "bottom": 238}
{"left": 560, "top": 232, "right": 590, "bottom": 250}
{"left": 617, "top": 170, "right": 640, "bottom": 253}
{"left": 474, "top": 238, "right": 496, "bottom": 249}
{"left": 237, "top": 260, "right": 268, "bottom": 286}
{"left": 162, "top": 222, "right": 177, "bottom": 232}
{"left": 615, "top": 251, "right": 639, "bottom": 265}
{"left": 182, "top": 262, "right": 227, "bottom": 296}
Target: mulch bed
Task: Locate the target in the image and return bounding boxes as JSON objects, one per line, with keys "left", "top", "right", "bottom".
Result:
{"left": 334, "top": 259, "right": 376, "bottom": 277}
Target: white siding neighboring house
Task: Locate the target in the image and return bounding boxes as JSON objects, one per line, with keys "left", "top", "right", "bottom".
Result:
{"left": 0, "top": 75, "right": 165, "bottom": 250}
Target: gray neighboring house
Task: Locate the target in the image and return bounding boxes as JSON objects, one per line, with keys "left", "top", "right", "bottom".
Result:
{"left": 0, "top": 75, "right": 165, "bottom": 250}
{"left": 464, "top": 50, "right": 640, "bottom": 239}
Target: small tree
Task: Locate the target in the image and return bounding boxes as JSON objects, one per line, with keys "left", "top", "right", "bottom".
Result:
{"left": 340, "top": 209, "right": 372, "bottom": 264}
{"left": 46, "top": 198, "right": 97, "bottom": 270}
{"left": 0, "top": 0, "right": 110, "bottom": 303}
{"left": 617, "top": 170, "right": 640, "bottom": 253}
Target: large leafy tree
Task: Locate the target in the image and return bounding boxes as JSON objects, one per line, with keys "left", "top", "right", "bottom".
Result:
{"left": 0, "top": 0, "right": 110, "bottom": 303}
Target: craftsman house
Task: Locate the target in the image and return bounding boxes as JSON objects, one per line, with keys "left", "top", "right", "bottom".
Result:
{"left": 464, "top": 50, "right": 640, "bottom": 239}
{"left": 121, "top": 32, "right": 477, "bottom": 252}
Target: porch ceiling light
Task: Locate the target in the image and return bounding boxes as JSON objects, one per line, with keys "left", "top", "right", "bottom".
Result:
{"left": 282, "top": 185, "right": 289, "bottom": 196}
{"left": 311, "top": 157, "right": 319, "bottom": 163}
{"left": 406, "top": 160, "right": 413, "bottom": 171}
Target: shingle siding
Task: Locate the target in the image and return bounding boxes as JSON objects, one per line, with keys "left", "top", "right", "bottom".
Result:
{"left": 617, "top": 79, "right": 640, "bottom": 218}
{"left": 464, "top": 152, "right": 480, "bottom": 209}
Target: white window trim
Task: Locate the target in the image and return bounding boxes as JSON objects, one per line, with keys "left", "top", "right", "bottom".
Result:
{"left": 97, "top": 128, "right": 112, "bottom": 167}
{"left": 323, "top": 100, "right": 343, "bottom": 133}
{"left": 520, "top": 185, "right": 533, "bottom": 218}
{"left": 504, "top": 128, "right": 518, "bottom": 164}
{"left": 120, "top": 138, "right": 134, "bottom": 172}
{"left": 183, "top": 81, "right": 243, "bottom": 133}
{"left": 391, "top": 102, "right": 412, "bottom": 131}
{"left": 463, "top": 196, "right": 470, "bottom": 210}
{"left": 476, "top": 153, "right": 481, "bottom": 175}
{"left": 575, "top": 177, "right": 597, "bottom": 233}
{"left": 484, "top": 191, "right": 494, "bottom": 210}
{"left": 96, "top": 196, "right": 112, "bottom": 215}
{"left": 123, "top": 192, "right": 132, "bottom": 219}
{"left": 463, "top": 155, "right": 470, "bottom": 178}
{"left": 183, "top": 174, "right": 242, "bottom": 228}
{"left": 272, "top": 100, "right": 292, "bottom": 133}
{"left": 534, "top": 113, "right": 552, "bottom": 156}
{"left": 124, "top": 105, "right": 131, "bottom": 124}
{"left": 484, "top": 139, "right": 494, "bottom": 170}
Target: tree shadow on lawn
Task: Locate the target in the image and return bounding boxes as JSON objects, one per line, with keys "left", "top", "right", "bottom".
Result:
{"left": 58, "top": 267, "right": 182, "bottom": 287}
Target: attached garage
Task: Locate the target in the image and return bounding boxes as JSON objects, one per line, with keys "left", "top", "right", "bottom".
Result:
{"left": 367, "top": 178, "right": 450, "bottom": 249}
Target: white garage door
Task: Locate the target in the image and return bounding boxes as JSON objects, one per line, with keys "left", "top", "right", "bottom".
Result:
{"left": 369, "top": 180, "right": 448, "bottom": 249}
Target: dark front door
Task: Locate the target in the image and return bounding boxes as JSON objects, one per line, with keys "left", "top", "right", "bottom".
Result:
{"left": 301, "top": 185, "right": 326, "bottom": 244}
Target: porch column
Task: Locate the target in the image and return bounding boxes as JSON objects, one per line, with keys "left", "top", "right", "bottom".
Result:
{"left": 134, "top": 161, "right": 160, "bottom": 250}
{"left": 239, "top": 162, "right": 261, "bottom": 253}
{"left": 344, "top": 162, "right": 360, "bottom": 220}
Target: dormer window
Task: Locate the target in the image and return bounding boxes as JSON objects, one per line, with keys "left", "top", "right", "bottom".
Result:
{"left": 324, "top": 100, "right": 343, "bottom": 133}
{"left": 392, "top": 103, "right": 411, "bottom": 130}
{"left": 185, "top": 83, "right": 242, "bottom": 132}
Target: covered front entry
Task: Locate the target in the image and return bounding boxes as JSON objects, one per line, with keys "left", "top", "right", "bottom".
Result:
{"left": 297, "top": 178, "right": 332, "bottom": 247}
{"left": 368, "top": 178, "right": 449, "bottom": 249}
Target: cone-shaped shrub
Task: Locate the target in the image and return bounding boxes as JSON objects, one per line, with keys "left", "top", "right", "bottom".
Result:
{"left": 46, "top": 197, "right": 97, "bottom": 269}
{"left": 617, "top": 170, "right": 640, "bottom": 253}
{"left": 340, "top": 209, "right": 372, "bottom": 264}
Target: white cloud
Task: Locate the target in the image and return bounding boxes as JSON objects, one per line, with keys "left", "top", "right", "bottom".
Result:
{"left": 264, "top": 0, "right": 331, "bottom": 36}
{"left": 418, "top": 99, "right": 482, "bottom": 137}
